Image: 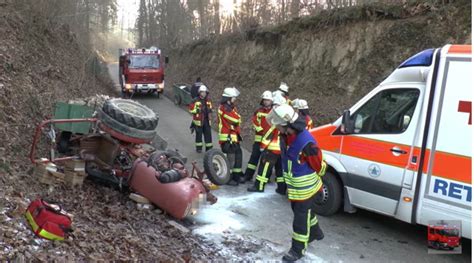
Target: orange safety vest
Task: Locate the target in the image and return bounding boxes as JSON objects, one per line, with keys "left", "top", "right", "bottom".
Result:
{"left": 218, "top": 103, "right": 241, "bottom": 144}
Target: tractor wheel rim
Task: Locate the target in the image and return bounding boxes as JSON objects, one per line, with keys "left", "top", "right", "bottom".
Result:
{"left": 212, "top": 155, "right": 227, "bottom": 179}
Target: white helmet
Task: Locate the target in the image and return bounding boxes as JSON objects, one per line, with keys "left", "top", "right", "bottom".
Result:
{"left": 222, "top": 87, "right": 240, "bottom": 98}
{"left": 278, "top": 82, "right": 289, "bottom": 93}
{"left": 198, "top": 85, "right": 208, "bottom": 93}
{"left": 292, "top": 99, "right": 308, "bottom": 110}
{"left": 261, "top": 90, "right": 273, "bottom": 101}
{"left": 291, "top": 98, "right": 300, "bottom": 108}
{"left": 272, "top": 91, "right": 287, "bottom": 106}
{"left": 268, "top": 104, "right": 299, "bottom": 125}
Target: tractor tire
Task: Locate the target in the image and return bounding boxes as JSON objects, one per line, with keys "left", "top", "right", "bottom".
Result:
{"left": 102, "top": 99, "right": 158, "bottom": 131}
{"left": 314, "top": 171, "right": 343, "bottom": 216}
{"left": 203, "top": 149, "right": 231, "bottom": 185}
{"left": 98, "top": 109, "right": 157, "bottom": 142}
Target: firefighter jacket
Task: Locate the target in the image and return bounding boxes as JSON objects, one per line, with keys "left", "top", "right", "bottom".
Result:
{"left": 189, "top": 97, "right": 213, "bottom": 127}
{"left": 305, "top": 115, "right": 314, "bottom": 130}
{"left": 252, "top": 107, "right": 272, "bottom": 142}
{"left": 281, "top": 129, "right": 326, "bottom": 201}
{"left": 261, "top": 125, "right": 281, "bottom": 154}
{"left": 218, "top": 103, "right": 241, "bottom": 144}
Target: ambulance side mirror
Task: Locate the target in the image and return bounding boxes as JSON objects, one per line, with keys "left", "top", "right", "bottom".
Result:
{"left": 341, "top": 110, "right": 354, "bottom": 134}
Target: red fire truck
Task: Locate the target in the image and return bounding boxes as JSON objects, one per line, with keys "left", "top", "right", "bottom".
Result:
{"left": 119, "top": 47, "right": 168, "bottom": 98}
{"left": 427, "top": 224, "right": 460, "bottom": 250}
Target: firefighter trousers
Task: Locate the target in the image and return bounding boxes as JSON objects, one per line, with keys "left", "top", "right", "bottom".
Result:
{"left": 244, "top": 142, "right": 262, "bottom": 180}
{"left": 254, "top": 151, "right": 285, "bottom": 191}
{"left": 290, "top": 193, "right": 324, "bottom": 256}
{"left": 195, "top": 121, "right": 213, "bottom": 151}
{"left": 221, "top": 142, "right": 243, "bottom": 181}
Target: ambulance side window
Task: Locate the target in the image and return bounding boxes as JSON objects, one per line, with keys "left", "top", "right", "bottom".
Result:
{"left": 352, "top": 89, "right": 419, "bottom": 134}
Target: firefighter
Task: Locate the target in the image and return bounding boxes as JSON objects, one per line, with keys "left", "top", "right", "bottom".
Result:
{"left": 276, "top": 82, "right": 291, "bottom": 103}
{"left": 243, "top": 91, "right": 273, "bottom": 182}
{"left": 190, "top": 77, "right": 203, "bottom": 99}
{"left": 267, "top": 104, "right": 326, "bottom": 262}
{"left": 247, "top": 91, "right": 287, "bottom": 193}
{"left": 292, "top": 99, "right": 314, "bottom": 130}
{"left": 218, "top": 87, "right": 244, "bottom": 186}
{"left": 188, "top": 85, "right": 213, "bottom": 152}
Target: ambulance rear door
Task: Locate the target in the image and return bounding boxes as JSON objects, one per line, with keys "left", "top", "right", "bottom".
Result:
{"left": 414, "top": 45, "right": 472, "bottom": 238}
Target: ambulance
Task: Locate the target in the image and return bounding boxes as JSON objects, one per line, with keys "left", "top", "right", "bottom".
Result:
{"left": 311, "top": 45, "right": 472, "bottom": 238}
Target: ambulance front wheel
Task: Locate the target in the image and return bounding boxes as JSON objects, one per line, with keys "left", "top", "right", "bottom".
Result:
{"left": 314, "top": 171, "right": 343, "bottom": 216}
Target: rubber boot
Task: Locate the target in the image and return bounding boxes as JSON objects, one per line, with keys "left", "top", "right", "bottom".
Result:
{"left": 282, "top": 249, "right": 303, "bottom": 262}
{"left": 310, "top": 223, "right": 324, "bottom": 242}
{"left": 227, "top": 173, "right": 240, "bottom": 186}
{"left": 275, "top": 183, "right": 286, "bottom": 195}
{"left": 247, "top": 184, "right": 264, "bottom": 193}
{"left": 243, "top": 169, "right": 254, "bottom": 182}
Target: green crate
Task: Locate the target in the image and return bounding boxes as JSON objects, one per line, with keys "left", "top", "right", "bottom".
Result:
{"left": 53, "top": 102, "right": 94, "bottom": 134}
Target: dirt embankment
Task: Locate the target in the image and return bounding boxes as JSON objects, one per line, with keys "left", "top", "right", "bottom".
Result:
{"left": 165, "top": 1, "right": 471, "bottom": 149}
{"left": 0, "top": 3, "right": 222, "bottom": 261}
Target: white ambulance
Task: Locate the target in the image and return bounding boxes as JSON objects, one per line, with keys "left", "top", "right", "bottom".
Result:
{"left": 311, "top": 45, "right": 472, "bottom": 238}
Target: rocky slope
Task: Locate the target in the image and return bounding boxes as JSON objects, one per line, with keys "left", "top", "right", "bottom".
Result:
{"left": 165, "top": 1, "right": 471, "bottom": 149}
{"left": 0, "top": 3, "right": 222, "bottom": 261}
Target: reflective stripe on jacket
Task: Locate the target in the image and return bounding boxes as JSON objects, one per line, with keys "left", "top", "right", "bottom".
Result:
{"left": 218, "top": 104, "right": 241, "bottom": 143}
{"left": 261, "top": 125, "right": 281, "bottom": 154}
{"left": 252, "top": 107, "right": 271, "bottom": 142}
{"left": 189, "top": 98, "right": 212, "bottom": 126}
{"left": 281, "top": 129, "right": 322, "bottom": 201}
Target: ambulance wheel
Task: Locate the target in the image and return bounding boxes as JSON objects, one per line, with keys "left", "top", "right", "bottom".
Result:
{"left": 203, "top": 149, "right": 231, "bottom": 185}
{"left": 448, "top": 247, "right": 454, "bottom": 250}
{"left": 314, "top": 171, "right": 342, "bottom": 216}
{"left": 102, "top": 98, "right": 158, "bottom": 131}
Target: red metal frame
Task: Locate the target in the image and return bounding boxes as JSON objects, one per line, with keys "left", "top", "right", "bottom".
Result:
{"left": 30, "top": 118, "right": 98, "bottom": 164}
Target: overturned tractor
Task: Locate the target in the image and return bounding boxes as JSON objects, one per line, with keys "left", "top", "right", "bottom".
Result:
{"left": 30, "top": 97, "right": 231, "bottom": 219}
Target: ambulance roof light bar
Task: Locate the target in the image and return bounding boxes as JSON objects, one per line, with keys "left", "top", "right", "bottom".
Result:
{"left": 399, "top": 48, "right": 435, "bottom": 68}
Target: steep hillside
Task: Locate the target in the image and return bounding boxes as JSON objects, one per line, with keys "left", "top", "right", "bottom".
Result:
{"left": 0, "top": 4, "right": 221, "bottom": 261}
{"left": 165, "top": 1, "right": 471, "bottom": 149}
{"left": 0, "top": 6, "right": 115, "bottom": 170}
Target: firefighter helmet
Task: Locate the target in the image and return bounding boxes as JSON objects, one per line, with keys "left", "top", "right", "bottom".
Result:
{"left": 268, "top": 104, "right": 298, "bottom": 125}
{"left": 222, "top": 87, "right": 240, "bottom": 98}
{"left": 261, "top": 90, "right": 273, "bottom": 101}
{"left": 292, "top": 99, "right": 308, "bottom": 110}
{"left": 198, "top": 85, "right": 209, "bottom": 93}
{"left": 278, "top": 82, "right": 289, "bottom": 93}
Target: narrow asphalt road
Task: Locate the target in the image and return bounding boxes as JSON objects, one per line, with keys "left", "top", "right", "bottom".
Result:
{"left": 108, "top": 63, "right": 470, "bottom": 262}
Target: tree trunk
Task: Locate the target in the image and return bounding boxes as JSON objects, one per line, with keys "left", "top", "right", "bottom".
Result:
{"left": 213, "top": 0, "right": 220, "bottom": 34}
